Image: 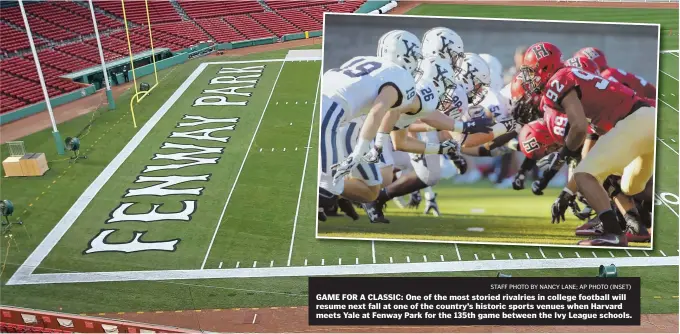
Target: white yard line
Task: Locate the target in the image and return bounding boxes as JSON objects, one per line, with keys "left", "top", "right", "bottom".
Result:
{"left": 660, "top": 99, "right": 678, "bottom": 113}
{"left": 660, "top": 70, "right": 678, "bottom": 81}
{"left": 201, "top": 61, "right": 287, "bottom": 270}
{"left": 9, "top": 256, "right": 677, "bottom": 285}
{"left": 455, "top": 243, "right": 461, "bottom": 261}
{"left": 286, "top": 72, "right": 321, "bottom": 266}
{"left": 658, "top": 138, "right": 679, "bottom": 155}
{"left": 372, "top": 241, "right": 376, "bottom": 264}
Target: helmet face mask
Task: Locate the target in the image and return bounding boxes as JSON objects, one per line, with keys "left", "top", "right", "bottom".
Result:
{"left": 521, "top": 42, "right": 563, "bottom": 93}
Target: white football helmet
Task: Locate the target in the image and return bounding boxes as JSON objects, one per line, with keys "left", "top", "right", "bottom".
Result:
{"left": 479, "top": 53, "right": 503, "bottom": 92}
{"left": 421, "top": 27, "right": 465, "bottom": 69}
{"left": 414, "top": 56, "right": 457, "bottom": 112}
{"left": 377, "top": 30, "right": 423, "bottom": 75}
{"left": 455, "top": 53, "right": 491, "bottom": 106}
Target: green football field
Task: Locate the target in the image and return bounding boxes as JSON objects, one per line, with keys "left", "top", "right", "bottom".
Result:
{"left": 0, "top": 3, "right": 677, "bottom": 316}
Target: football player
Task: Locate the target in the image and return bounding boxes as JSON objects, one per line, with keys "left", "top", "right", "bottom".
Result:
{"left": 522, "top": 42, "right": 656, "bottom": 247}
{"left": 576, "top": 47, "right": 656, "bottom": 100}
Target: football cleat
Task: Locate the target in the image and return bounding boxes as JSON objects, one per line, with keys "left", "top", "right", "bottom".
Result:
{"left": 361, "top": 201, "right": 390, "bottom": 224}
{"left": 318, "top": 207, "right": 327, "bottom": 222}
{"left": 575, "top": 217, "right": 603, "bottom": 236}
{"left": 625, "top": 223, "right": 651, "bottom": 243}
{"left": 337, "top": 198, "right": 360, "bottom": 221}
{"left": 424, "top": 194, "right": 440, "bottom": 217}
{"left": 578, "top": 233, "right": 628, "bottom": 247}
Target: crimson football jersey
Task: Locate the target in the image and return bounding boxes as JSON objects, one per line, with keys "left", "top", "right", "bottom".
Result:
{"left": 543, "top": 105, "right": 568, "bottom": 146}
{"left": 540, "top": 67, "right": 641, "bottom": 134}
{"left": 600, "top": 67, "right": 656, "bottom": 100}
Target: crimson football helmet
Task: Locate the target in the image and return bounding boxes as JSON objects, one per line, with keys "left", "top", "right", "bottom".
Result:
{"left": 518, "top": 119, "right": 559, "bottom": 160}
{"left": 574, "top": 47, "right": 608, "bottom": 71}
{"left": 520, "top": 42, "right": 564, "bottom": 92}
{"left": 509, "top": 72, "right": 542, "bottom": 125}
{"left": 564, "top": 56, "right": 600, "bottom": 73}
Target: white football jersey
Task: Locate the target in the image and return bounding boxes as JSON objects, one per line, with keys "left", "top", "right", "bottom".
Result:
{"left": 499, "top": 83, "right": 513, "bottom": 115}
{"left": 394, "top": 81, "right": 439, "bottom": 130}
{"left": 322, "top": 56, "right": 416, "bottom": 123}
{"left": 480, "top": 88, "right": 509, "bottom": 122}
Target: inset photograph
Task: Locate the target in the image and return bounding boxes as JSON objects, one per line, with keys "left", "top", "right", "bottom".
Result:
{"left": 317, "top": 13, "right": 659, "bottom": 249}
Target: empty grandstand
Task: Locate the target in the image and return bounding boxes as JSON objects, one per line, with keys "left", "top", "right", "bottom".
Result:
{"left": 0, "top": 0, "right": 366, "bottom": 119}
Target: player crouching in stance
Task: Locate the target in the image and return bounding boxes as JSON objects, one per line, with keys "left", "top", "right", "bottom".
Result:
{"left": 360, "top": 55, "right": 493, "bottom": 223}
{"left": 518, "top": 42, "right": 656, "bottom": 247}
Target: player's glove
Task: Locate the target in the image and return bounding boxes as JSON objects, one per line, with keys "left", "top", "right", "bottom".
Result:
{"left": 461, "top": 117, "right": 493, "bottom": 134}
{"left": 331, "top": 154, "right": 362, "bottom": 185}
{"left": 531, "top": 180, "right": 544, "bottom": 196}
{"left": 551, "top": 190, "right": 576, "bottom": 224}
{"left": 363, "top": 145, "right": 382, "bottom": 164}
{"left": 438, "top": 139, "right": 461, "bottom": 156}
{"left": 512, "top": 172, "right": 526, "bottom": 191}
{"left": 536, "top": 152, "right": 560, "bottom": 172}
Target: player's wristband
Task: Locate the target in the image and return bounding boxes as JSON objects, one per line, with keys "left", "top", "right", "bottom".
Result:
{"left": 424, "top": 142, "right": 440, "bottom": 155}
{"left": 452, "top": 120, "right": 464, "bottom": 133}
{"left": 375, "top": 132, "right": 390, "bottom": 149}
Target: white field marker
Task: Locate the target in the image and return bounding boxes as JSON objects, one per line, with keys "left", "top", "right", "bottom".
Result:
{"left": 592, "top": 252, "right": 597, "bottom": 258}
{"left": 625, "top": 249, "right": 632, "bottom": 257}
{"left": 259, "top": 148, "right": 262, "bottom": 152}
{"left": 270, "top": 260, "right": 274, "bottom": 267}
{"left": 423, "top": 255, "right": 427, "bottom": 262}
{"left": 253, "top": 261, "right": 257, "bottom": 268}
{"left": 321, "top": 259, "right": 325, "bottom": 265}
{"left": 218, "top": 262, "right": 223, "bottom": 269}
{"left": 355, "top": 258, "right": 359, "bottom": 265}
{"left": 406, "top": 256, "right": 410, "bottom": 263}
{"left": 609, "top": 251, "right": 615, "bottom": 258}
{"left": 389, "top": 257, "right": 393, "bottom": 263}
{"left": 474, "top": 254, "right": 478, "bottom": 260}
{"left": 508, "top": 253, "right": 513, "bottom": 260}
{"left": 575, "top": 252, "right": 581, "bottom": 258}
{"left": 660, "top": 250, "right": 667, "bottom": 257}
{"left": 455, "top": 244, "right": 461, "bottom": 261}
{"left": 558, "top": 252, "right": 563, "bottom": 258}
{"left": 491, "top": 253, "right": 496, "bottom": 260}
{"left": 304, "top": 259, "right": 308, "bottom": 266}
{"left": 440, "top": 255, "right": 444, "bottom": 262}
{"left": 235, "top": 261, "right": 240, "bottom": 268}
{"left": 539, "top": 247, "right": 546, "bottom": 259}
{"left": 525, "top": 253, "right": 530, "bottom": 259}
{"left": 339, "top": 258, "right": 342, "bottom": 265}
{"left": 283, "top": 148, "right": 286, "bottom": 152}
{"left": 643, "top": 251, "right": 650, "bottom": 257}
{"left": 252, "top": 314, "right": 257, "bottom": 324}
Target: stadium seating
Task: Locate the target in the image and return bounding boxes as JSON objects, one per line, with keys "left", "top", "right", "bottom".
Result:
{"left": 266, "top": 0, "right": 336, "bottom": 11}
{"left": 25, "top": 49, "right": 97, "bottom": 73}
{"left": 250, "top": 11, "right": 300, "bottom": 37}
{"left": 152, "top": 21, "right": 211, "bottom": 44}
{"left": 278, "top": 9, "right": 322, "bottom": 32}
{"left": 96, "top": 0, "right": 181, "bottom": 25}
{"left": 300, "top": 6, "right": 327, "bottom": 24}
{"left": 56, "top": 42, "right": 123, "bottom": 63}
{"left": 225, "top": 15, "right": 273, "bottom": 40}
{"left": 196, "top": 18, "right": 245, "bottom": 43}
{"left": 177, "top": 0, "right": 264, "bottom": 19}
{"left": 0, "top": 0, "right": 368, "bottom": 115}
{"left": 0, "top": 22, "right": 46, "bottom": 54}
{"left": 57, "top": 1, "right": 122, "bottom": 30}
{"left": 1, "top": 5, "right": 77, "bottom": 41}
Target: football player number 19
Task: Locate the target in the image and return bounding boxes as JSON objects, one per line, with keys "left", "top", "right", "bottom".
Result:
{"left": 337, "top": 57, "right": 382, "bottom": 78}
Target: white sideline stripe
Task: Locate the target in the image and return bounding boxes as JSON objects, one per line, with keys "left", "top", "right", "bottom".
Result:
{"left": 8, "top": 256, "right": 678, "bottom": 285}
{"left": 7, "top": 61, "right": 210, "bottom": 285}
{"left": 661, "top": 70, "right": 678, "bottom": 81}
{"left": 658, "top": 138, "right": 679, "bottom": 155}
{"left": 287, "top": 72, "right": 321, "bottom": 266}
{"left": 660, "top": 99, "right": 679, "bottom": 113}
{"left": 455, "top": 243, "right": 461, "bottom": 261}
{"left": 371, "top": 241, "right": 376, "bottom": 264}
{"left": 201, "top": 61, "right": 287, "bottom": 270}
